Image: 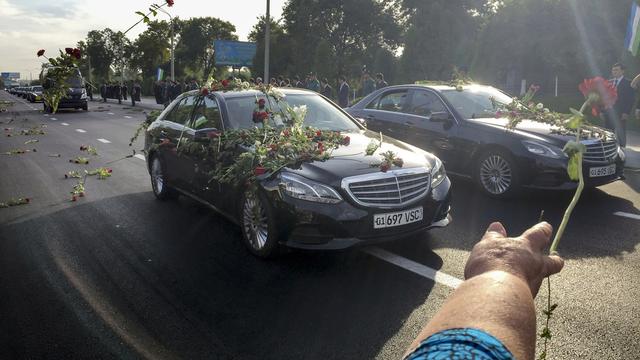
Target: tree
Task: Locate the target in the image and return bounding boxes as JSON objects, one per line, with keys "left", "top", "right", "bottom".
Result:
{"left": 130, "top": 20, "right": 172, "bottom": 80}
{"left": 85, "top": 29, "right": 114, "bottom": 82}
{"left": 282, "top": 0, "right": 401, "bottom": 80}
{"left": 175, "top": 17, "right": 238, "bottom": 80}
{"left": 249, "top": 16, "right": 292, "bottom": 79}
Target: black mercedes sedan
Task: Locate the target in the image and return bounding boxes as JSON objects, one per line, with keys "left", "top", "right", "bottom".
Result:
{"left": 346, "top": 84, "right": 626, "bottom": 198}
{"left": 144, "top": 88, "right": 451, "bottom": 258}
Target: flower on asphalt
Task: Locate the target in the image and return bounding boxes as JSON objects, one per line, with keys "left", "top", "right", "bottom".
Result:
{"left": 37, "top": 49, "right": 45, "bottom": 57}
{"left": 578, "top": 77, "right": 617, "bottom": 116}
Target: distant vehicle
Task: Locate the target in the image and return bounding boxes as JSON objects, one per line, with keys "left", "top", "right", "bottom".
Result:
{"left": 27, "top": 86, "right": 43, "bottom": 103}
{"left": 346, "top": 83, "right": 625, "bottom": 198}
{"left": 144, "top": 89, "right": 451, "bottom": 258}
{"left": 40, "top": 66, "right": 88, "bottom": 112}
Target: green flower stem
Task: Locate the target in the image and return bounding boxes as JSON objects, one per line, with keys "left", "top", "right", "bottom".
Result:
{"left": 548, "top": 100, "right": 589, "bottom": 254}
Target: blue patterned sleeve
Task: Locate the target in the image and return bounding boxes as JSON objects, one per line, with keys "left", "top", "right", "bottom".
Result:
{"left": 404, "top": 328, "right": 515, "bottom": 360}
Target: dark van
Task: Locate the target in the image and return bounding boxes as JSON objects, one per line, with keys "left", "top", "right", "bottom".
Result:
{"left": 40, "top": 66, "right": 88, "bottom": 112}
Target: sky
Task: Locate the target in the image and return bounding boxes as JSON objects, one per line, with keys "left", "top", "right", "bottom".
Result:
{"left": 0, "top": 0, "right": 287, "bottom": 80}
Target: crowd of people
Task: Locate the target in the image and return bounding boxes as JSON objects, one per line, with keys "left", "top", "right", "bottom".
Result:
{"left": 153, "top": 79, "right": 201, "bottom": 107}
{"left": 99, "top": 81, "right": 142, "bottom": 106}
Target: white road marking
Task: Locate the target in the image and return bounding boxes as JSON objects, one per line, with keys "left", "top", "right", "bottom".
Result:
{"left": 107, "top": 112, "right": 115, "bottom": 115}
{"left": 134, "top": 154, "right": 146, "bottom": 161}
{"left": 44, "top": 114, "right": 49, "bottom": 117}
{"left": 124, "top": 115, "right": 132, "bottom": 119}
{"left": 61, "top": 122, "right": 69, "bottom": 126}
{"left": 50, "top": 117, "right": 57, "bottom": 121}
{"left": 75, "top": 129, "right": 86, "bottom": 133}
{"left": 363, "top": 247, "right": 462, "bottom": 289}
{"left": 97, "top": 138, "right": 111, "bottom": 144}
{"left": 614, "top": 212, "right": 640, "bottom": 221}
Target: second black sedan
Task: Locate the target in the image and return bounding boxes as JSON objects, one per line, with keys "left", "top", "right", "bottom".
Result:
{"left": 144, "top": 88, "right": 451, "bottom": 258}
{"left": 346, "top": 84, "right": 625, "bottom": 198}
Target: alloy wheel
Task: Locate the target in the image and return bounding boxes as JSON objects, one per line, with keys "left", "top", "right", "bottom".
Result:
{"left": 242, "top": 194, "right": 269, "bottom": 251}
{"left": 479, "top": 154, "right": 512, "bottom": 195}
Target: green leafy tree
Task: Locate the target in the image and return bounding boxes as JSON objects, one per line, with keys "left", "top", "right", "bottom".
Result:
{"left": 249, "top": 16, "right": 292, "bottom": 79}
{"left": 85, "top": 29, "right": 114, "bottom": 82}
{"left": 130, "top": 20, "right": 172, "bottom": 80}
{"left": 175, "top": 17, "right": 238, "bottom": 80}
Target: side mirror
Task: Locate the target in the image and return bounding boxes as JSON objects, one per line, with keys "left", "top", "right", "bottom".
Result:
{"left": 429, "top": 111, "right": 452, "bottom": 123}
{"left": 194, "top": 128, "right": 221, "bottom": 141}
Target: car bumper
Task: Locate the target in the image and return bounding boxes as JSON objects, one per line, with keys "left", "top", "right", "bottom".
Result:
{"left": 267, "top": 177, "right": 452, "bottom": 250}
{"left": 519, "top": 153, "right": 625, "bottom": 190}
{"left": 57, "top": 99, "right": 87, "bottom": 108}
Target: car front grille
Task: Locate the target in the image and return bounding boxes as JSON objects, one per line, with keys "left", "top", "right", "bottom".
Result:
{"left": 341, "top": 168, "right": 431, "bottom": 208}
{"left": 582, "top": 138, "right": 618, "bottom": 163}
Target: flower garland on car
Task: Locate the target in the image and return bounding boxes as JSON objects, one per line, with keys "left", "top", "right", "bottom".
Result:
{"left": 165, "top": 79, "right": 353, "bottom": 189}
{"left": 36, "top": 48, "right": 82, "bottom": 114}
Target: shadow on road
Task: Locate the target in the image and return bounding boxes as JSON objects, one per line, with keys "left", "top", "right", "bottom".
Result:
{"left": 0, "top": 192, "right": 440, "bottom": 359}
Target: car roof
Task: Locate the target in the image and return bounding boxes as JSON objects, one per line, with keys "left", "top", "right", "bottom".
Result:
{"left": 182, "top": 87, "right": 318, "bottom": 99}
{"left": 380, "top": 83, "right": 497, "bottom": 92}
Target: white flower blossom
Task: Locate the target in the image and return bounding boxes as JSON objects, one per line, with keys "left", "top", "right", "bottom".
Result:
{"left": 543, "top": 108, "right": 550, "bottom": 113}
{"left": 268, "top": 88, "right": 286, "bottom": 101}
{"left": 536, "top": 103, "right": 544, "bottom": 110}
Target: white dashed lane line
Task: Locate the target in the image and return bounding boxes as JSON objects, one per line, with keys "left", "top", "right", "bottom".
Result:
{"left": 362, "top": 247, "right": 463, "bottom": 289}
{"left": 97, "top": 138, "right": 111, "bottom": 144}
{"left": 50, "top": 117, "right": 57, "bottom": 121}
{"left": 614, "top": 212, "right": 640, "bottom": 221}
{"left": 61, "top": 122, "right": 69, "bottom": 126}
{"left": 75, "top": 129, "right": 86, "bottom": 133}
{"left": 124, "top": 116, "right": 132, "bottom": 119}
{"left": 134, "top": 154, "right": 146, "bottom": 161}
{"left": 107, "top": 112, "right": 115, "bottom": 115}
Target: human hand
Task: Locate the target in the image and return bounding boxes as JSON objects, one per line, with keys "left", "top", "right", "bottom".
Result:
{"left": 464, "top": 222, "right": 564, "bottom": 296}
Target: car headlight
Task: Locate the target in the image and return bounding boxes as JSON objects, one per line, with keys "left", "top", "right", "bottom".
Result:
{"left": 431, "top": 158, "right": 446, "bottom": 188}
{"left": 279, "top": 173, "right": 343, "bottom": 204}
{"left": 522, "top": 140, "right": 566, "bottom": 159}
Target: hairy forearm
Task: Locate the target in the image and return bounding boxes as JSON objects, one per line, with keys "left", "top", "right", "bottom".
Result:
{"left": 406, "top": 271, "right": 537, "bottom": 360}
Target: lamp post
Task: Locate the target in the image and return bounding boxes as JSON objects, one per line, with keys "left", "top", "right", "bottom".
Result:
{"left": 264, "top": 0, "right": 270, "bottom": 83}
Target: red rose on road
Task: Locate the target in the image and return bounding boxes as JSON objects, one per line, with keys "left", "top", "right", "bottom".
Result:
{"left": 254, "top": 166, "right": 266, "bottom": 176}
{"left": 37, "top": 49, "right": 45, "bottom": 57}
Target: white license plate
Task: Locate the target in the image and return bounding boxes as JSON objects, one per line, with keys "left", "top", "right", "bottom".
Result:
{"left": 589, "top": 164, "right": 616, "bottom": 178}
{"left": 373, "top": 207, "right": 423, "bottom": 229}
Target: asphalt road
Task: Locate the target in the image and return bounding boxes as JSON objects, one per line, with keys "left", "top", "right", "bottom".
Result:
{"left": 1, "top": 91, "right": 639, "bottom": 360}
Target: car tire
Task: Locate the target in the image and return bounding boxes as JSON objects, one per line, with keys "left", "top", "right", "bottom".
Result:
{"left": 474, "top": 149, "right": 520, "bottom": 198}
{"left": 82, "top": 104, "right": 88, "bottom": 111}
{"left": 240, "top": 190, "right": 281, "bottom": 258}
{"left": 149, "top": 155, "right": 178, "bottom": 201}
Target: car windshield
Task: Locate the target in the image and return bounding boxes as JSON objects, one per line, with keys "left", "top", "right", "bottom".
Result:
{"left": 224, "top": 93, "right": 360, "bottom": 131}
{"left": 66, "top": 74, "right": 84, "bottom": 88}
{"left": 441, "top": 86, "right": 514, "bottom": 119}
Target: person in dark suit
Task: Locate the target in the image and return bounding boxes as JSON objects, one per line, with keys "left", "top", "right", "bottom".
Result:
{"left": 321, "top": 78, "right": 333, "bottom": 99}
{"left": 605, "top": 63, "right": 634, "bottom": 147}
{"left": 338, "top": 75, "right": 350, "bottom": 108}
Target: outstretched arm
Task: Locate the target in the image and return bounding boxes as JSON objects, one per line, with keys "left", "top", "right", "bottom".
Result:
{"left": 405, "top": 222, "right": 564, "bottom": 360}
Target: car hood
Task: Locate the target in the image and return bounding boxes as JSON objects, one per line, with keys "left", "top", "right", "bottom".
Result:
{"left": 282, "top": 130, "right": 437, "bottom": 187}
{"left": 467, "top": 117, "right": 615, "bottom": 145}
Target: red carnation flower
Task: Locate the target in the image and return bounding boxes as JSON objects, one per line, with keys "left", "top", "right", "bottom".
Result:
{"left": 107, "top": 168, "right": 113, "bottom": 173}
{"left": 254, "top": 166, "right": 266, "bottom": 176}
{"left": 578, "top": 77, "right": 617, "bottom": 116}
{"left": 201, "top": 87, "right": 209, "bottom": 96}
{"left": 342, "top": 136, "right": 350, "bottom": 146}
{"left": 166, "top": 0, "right": 174, "bottom": 6}
{"left": 37, "top": 49, "right": 45, "bottom": 57}
{"left": 72, "top": 48, "right": 81, "bottom": 59}
{"left": 282, "top": 129, "right": 290, "bottom": 137}
{"left": 65, "top": 48, "right": 73, "bottom": 54}
{"left": 317, "top": 141, "right": 325, "bottom": 153}
{"left": 269, "top": 144, "right": 278, "bottom": 151}
{"left": 71, "top": 196, "right": 77, "bottom": 202}
{"left": 392, "top": 158, "right": 404, "bottom": 167}
{"left": 258, "top": 98, "right": 266, "bottom": 109}
{"left": 316, "top": 130, "right": 322, "bottom": 137}
{"left": 221, "top": 79, "right": 230, "bottom": 87}
{"left": 24, "top": 198, "right": 30, "bottom": 203}
{"left": 380, "top": 162, "right": 390, "bottom": 173}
